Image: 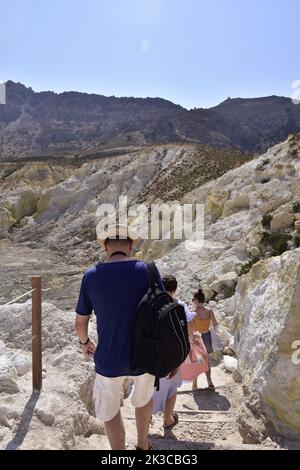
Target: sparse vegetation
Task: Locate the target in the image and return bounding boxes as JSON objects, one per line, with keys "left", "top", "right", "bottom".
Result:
{"left": 239, "top": 256, "right": 260, "bottom": 275}
{"left": 261, "top": 231, "right": 291, "bottom": 256}
{"left": 261, "top": 213, "right": 273, "bottom": 229}
{"left": 292, "top": 201, "right": 300, "bottom": 213}
{"left": 294, "top": 235, "right": 300, "bottom": 248}
{"left": 256, "top": 158, "right": 270, "bottom": 171}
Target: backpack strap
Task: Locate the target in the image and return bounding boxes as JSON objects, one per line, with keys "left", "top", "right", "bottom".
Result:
{"left": 146, "top": 261, "right": 157, "bottom": 289}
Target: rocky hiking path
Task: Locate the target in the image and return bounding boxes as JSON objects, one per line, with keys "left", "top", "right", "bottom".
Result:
{"left": 121, "top": 366, "right": 273, "bottom": 451}
{"left": 0, "top": 357, "right": 270, "bottom": 450}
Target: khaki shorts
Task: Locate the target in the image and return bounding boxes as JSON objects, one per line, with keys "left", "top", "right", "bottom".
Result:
{"left": 93, "top": 373, "right": 155, "bottom": 422}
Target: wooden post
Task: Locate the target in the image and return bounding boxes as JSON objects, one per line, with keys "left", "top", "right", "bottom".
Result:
{"left": 32, "top": 276, "right": 42, "bottom": 392}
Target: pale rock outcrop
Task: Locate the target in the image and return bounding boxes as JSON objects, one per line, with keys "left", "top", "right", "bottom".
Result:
{"left": 13, "top": 189, "right": 38, "bottom": 221}
{"left": 270, "top": 211, "right": 294, "bottom": 231}
{"left": 0, "top": 357, "right": 19, "bottom": 394}
{"left": 210, "top": 272, "right": 238, "bottom": 297}
{"left": 10, "top": 354, "right": 31, "bottom": 376}
{"left": 218, "top": 327, "right": 234, "bottom": 348}
{"left": 237, "top": 402, "right": 268, "bottom": 444}
{"left": 0, "top": 206, "right": 16, "bottom": 237}
{"left": 35, "top": 405, "right": 56, "bottom": 427}
{"left": 234, "top": 248, "right": 300, "bottom": 439}
{"left": 223, "top": 355, "right": 238, "bottom": 372}
{"left": 0, "top": 405, "right": 19, "bottom": 429}
{"left": 204, "top": 191, "right": 229, "bottom": 220}
{"left": 222, "top": 193, "right": 250, "bottom": 218}
{"left": 202, "top": 286, "right": 214, "bottom": 302}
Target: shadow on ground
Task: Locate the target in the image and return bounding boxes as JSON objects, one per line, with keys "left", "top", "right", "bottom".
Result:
{"left": 191, "top": 389, "right": 231, "bottom": 411}
{"left": 5, "top": 392, "right": 40, "bottom": 450}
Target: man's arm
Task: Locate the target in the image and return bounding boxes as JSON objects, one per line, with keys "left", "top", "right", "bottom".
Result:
{"left": 75, "top": 272, "right": 96, "bottom": 356}
{"left": 75, "top": 314, "right": 96, "bottom": 356}
{"left": 75, "top": 313, "right": 90, "bottom": 343}
{"left": 75, "top": 313, "right": 96, "bottom": 356}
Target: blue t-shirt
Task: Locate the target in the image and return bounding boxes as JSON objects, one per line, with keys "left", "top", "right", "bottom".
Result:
{"left": 75, "top": 260, "right": 164, "bottom": 377}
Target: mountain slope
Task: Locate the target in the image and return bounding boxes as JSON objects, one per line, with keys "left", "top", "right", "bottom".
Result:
{"left": 1, "top": 81, "right": 300, "bottom": 161}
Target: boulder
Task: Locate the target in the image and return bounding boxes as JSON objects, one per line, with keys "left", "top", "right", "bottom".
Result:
{"left": 14, "top": 189, "right": 38, "bottom": 221}
{"left": 204, "top": 191, "right": 229, "bottom": 220}
{"left": 223, "top": 355, "right": 238, "bottom": 372}
{"left": 285, "top": 164, "right": 296, "bottom": 176}
{"left": 79, "top": 373, "right": 96, "bottom": 417}
{"left": 222, "top": 194, "right": 250, "bottom": 218}
{"left": 219, "top": 327, "right": 233, "bottom": 348}
{"left": 237, "top": 402, "right": 267, "bottom": 444}
{"left": 0, "top": 405, "right": 19, "bottom": 428}
{"left": 35, "top": 407, "right": 55, "bottom": 427}
{"left": 210, "top": 272, "right": 238, "bottom": 297}
{"left": 0, "top": 357, "right": 19, "bottom": 394}
{"left": 10, "top": 354, "right": 31, "bottom": 376}
{"left": 223, "top": 346, "right": 236, "bottom": 357}
{"left": 226, "top": 227, "right": 243, "bottom": 242}
{"left": 202, "top": 286, "right": 214, "bottom": 302}
{"left": 73, "top": 411, "right": 105, "bottom": 437}
{"left": 270, "top": 211, "right": 294, "bottom": 230}
{"left": 232, "top": 369, "right": 243, "bottom": 383}
{"left": 35, "top": 396, "right": 66, "bottom": 427}
{"left": 234, "top": 248, "right": 300, "bottom": 439}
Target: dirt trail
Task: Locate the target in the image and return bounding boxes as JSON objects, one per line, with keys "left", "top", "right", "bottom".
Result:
{"left": 115, "top": 365, "right": 274, "bottom": 451}
{"left": 0, "top": 360, "right": 285, "bottom": 450}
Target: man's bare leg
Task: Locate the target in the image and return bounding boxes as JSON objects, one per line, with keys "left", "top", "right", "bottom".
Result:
{"left": 135, "top": 399, "right": 152, "bottom": 449}
{"left": 104, "top": 411, "right": 126, "bottom": 450}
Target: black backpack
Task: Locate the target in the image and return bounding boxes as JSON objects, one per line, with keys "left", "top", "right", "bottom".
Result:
{"left": 131, "top": 262, "right": 190, "bottom": 378}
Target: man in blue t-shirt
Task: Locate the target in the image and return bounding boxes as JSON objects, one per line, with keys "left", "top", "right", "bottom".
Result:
{"left": 75, "top": 224, "right": 163, "bottom": 450}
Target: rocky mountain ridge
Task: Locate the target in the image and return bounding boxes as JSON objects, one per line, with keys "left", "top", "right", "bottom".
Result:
{"left": 1, "top": 81, "right": 300, "bottom": 161}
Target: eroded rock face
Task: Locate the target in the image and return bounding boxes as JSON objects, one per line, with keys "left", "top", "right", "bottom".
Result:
{"left": 222, "top": 193, "right": 250, "bottom": 218}
{"left": 210, "top": 272, "right": 238, "bottom": 298}
{"left": 0, "top": 357, "right": 19, "bottom": 394}
{"left": 234, "top": 248, "right": 300, "bottom": 439}
{"left": 205, "top": 191, "right": 229, "bottom": 221}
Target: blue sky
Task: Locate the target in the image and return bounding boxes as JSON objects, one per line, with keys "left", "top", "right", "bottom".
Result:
{"left": 1, "top": 0, "right": 299, "bottom": 108}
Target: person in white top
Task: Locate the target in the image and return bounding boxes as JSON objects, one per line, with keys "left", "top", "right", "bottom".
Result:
{"left": 152, "top": 275, "right": 195, "bottom": 430}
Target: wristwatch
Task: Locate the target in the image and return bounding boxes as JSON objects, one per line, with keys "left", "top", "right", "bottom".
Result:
{"left": 79, "top": 337, "right": 90, "bottom": 345}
